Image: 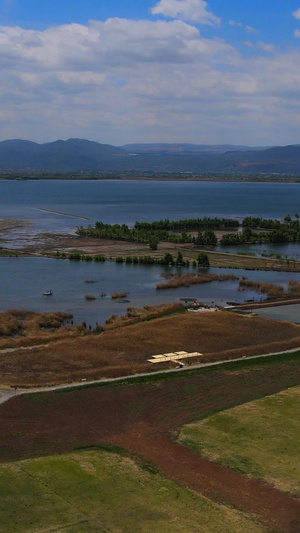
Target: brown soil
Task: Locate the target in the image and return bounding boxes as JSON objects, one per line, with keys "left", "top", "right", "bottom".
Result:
{"left": 0, "top": 358, "right": 300, "bottom": 531}
{"left": 1, "top": 311, "right": 300, "bottom": 386}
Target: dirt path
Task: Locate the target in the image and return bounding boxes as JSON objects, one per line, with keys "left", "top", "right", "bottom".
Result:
{"left": 230, "top": 298, "right": 300, "bottom": 310}
{"left": 110, "top": 423, "right": 300, "bottom": 533}
{"left": 1, "top": 358, "right": 300, "bottom": 532}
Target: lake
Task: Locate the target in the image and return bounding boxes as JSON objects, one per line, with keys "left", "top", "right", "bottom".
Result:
{"left": 2, "top": 179, "right": 300, "bottom": 234}
{"left": 1, "top": 179, "right": 300, "bottom": 324}
{"left": 1, "top": 256, "right": 300, "bottom": 327}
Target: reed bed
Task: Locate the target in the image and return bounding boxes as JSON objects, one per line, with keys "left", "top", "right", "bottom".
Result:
{"left": 288, "top": 280, "right": 300, "bottom": 296}
{"left": 1, "top": 310, "right": 300, "bottom": 386}
{"left": 111, "top": 291, "right": 129, "bottom": 299}
{"left": 156, "top": 273, "right": 238, "bottom": 290}
{"left": 0, "top": 310, "right": 79, "bottom": 349}
{"left": 105, "top": 302, "right": 183, "bottom": 329}
{"left": 239, "top": 280, "right": 285, "bottom": 299}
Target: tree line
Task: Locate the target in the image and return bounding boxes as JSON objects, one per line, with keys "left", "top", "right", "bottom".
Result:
{"left": 76, "top": 215, "right": 300, "bottom": 248}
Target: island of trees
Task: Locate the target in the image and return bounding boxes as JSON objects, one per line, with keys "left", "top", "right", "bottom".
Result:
{"left": 76, "top": 215, "right": 300, "bottom": 249}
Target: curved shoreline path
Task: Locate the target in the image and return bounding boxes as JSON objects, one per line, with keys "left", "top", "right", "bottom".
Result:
{"left": 1, "top": 346, "right": 299, "bottom": 406}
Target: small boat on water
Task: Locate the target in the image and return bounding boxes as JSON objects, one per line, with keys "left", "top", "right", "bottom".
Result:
{"left": 43, "top": 290, "right": 53, "bottom": 296}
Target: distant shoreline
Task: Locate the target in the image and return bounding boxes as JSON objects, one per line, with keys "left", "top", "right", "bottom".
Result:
{"left": 1, "top": 175, "right": 300, "bottom": 184}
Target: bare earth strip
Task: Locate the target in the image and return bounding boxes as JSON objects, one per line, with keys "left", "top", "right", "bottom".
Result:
{"left": 111, "top": 428, "right": 300, "bottom": 533}
{"left": 0, "top": 356, "right": 300, "bottom": 531}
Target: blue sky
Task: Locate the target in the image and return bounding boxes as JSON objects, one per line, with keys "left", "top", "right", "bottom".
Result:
{"left": 0, "top": 0, "right": 300, "bottom": 145}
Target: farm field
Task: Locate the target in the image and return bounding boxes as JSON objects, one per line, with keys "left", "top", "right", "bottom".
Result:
{"left": 179, "top": 385, "right": 300, "bottom": 497}
{"left": 1, "top": 353, "right": 300, "bottom": 532}
{"left": 1, "top": 310, "right": 300, "bottom": 386}
{"left": 0, "top": 449, "right": 266, "bottom": 533}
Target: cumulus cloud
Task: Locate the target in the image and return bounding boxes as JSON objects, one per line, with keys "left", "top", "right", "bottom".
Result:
{"left": 151, "top": 0, "right": 220, "bottom": 26}
{"left": 293, "top": 8, "right": 300, "bottom": 19}
{"left": 0, "top": 16, "right": 299, "bottom": 145}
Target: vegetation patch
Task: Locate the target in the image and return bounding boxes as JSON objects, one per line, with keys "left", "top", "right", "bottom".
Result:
{"left": 157, "top": 272, "right": 238, "bottom": 290}
{"left": 111, "top": 291, "right": 129, "bottom": 299}
{"left": 239, "top": 278, "right": 300, "bottom": 300}
{"left": 0, "top": 450, "right": 266, "bottom": 533}
{"left": 1, "top": 310, "right": 300, "bottom": 386}
{"left": 0, "top": 309, "right": 78, "bottom": 348}
{"left": 239, "top": 280, "right": 285, "bottom": 299}
{"left": 179, "top": 385, "right": 300, "bottom": 496}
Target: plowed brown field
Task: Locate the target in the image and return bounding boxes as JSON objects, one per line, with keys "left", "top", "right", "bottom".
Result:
{"left": 1, "top": 356, "right": 300, "bottom": 532}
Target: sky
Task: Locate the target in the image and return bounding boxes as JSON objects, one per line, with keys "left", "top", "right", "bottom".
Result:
{"left": 0, "top": 0, "right": 300, "bottom": 146}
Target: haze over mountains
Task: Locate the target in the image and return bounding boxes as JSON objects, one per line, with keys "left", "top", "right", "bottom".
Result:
{"left": 1, "top": 138, "right": 300, "bottom": 174}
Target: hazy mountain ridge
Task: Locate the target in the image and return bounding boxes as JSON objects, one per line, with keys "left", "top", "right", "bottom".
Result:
{"left": 0, "top": 138, "right": 299, "bottom": 173}
{"left": 121, "top": 143, "right": 270, "bottom": 155}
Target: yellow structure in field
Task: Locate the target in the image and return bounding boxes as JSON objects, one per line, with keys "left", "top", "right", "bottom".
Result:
{"left": 147, "top": 351, "right": 202, "bottom": 364}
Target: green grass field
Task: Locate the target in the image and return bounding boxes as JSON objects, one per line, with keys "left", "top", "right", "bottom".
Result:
{"left": 179, "top": 385, "right": 300, "bottom": 496}
{"left": 0, "top": 449, "right": 266, "bottom": 533}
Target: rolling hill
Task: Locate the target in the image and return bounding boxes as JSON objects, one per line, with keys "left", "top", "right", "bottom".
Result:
{"left": 0, "top": 138, "right": 299, "bottom": 174}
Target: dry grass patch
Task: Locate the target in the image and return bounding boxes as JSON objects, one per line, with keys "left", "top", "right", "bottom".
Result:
{"left": 111, "top": 291, "right": 129, "bottom": 299}
{"left": 239, "top": 280, "right": 285, "bottom": 299}
{"left": 288, "top": 280, "right": 300, "bottom": 295}
{"left": 0, "top": 310, "right": 80, "bottom": 349}
{"left": 157, "top": 273, "right": 238, "bottom": 290}
{"left": 1, "top": 310, "right": 300, "bottom": 386}
{"left": 239, "top": 278, "right": 300, "bottom": 300}
{"left": 105, "top": 302, "right": 183, "bottom": 329}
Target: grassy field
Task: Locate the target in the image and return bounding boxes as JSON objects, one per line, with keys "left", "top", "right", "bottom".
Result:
{"left": 0, "top": 449, "right": 266, "bottom": 533}
{"left": 179, "top": 385, "right": 300, "bottom": 497}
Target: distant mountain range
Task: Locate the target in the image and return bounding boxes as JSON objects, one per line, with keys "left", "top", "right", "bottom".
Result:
{"left": 0, "top": 138, "right": 300, "bottom": 174}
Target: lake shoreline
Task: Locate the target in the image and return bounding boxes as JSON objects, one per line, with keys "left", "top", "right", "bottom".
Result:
{"left": 2, "top": 230, "right": 300, "bottom": 273}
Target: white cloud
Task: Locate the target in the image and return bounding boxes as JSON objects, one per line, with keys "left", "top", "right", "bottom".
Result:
{"left": 151, "top": 0, "right": 220, "bottom": 26}
{"left": 0, "top": 16, "right": 299, "bottom": 145}
{"left": 294, "top": 28, "right": 300, "bottom": 38}
{"left": 293, "top": 8, "right": 300, "bottom": 19}
{"left": 243, "top": 41, "right": 274, "bottom": 53}
{"left": 229, "top": 20, "right": 258, "bottom": 34}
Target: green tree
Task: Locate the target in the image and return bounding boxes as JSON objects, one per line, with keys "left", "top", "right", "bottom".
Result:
{"left": 149, "top": 237, "right": 159, "bottom": 250}
{"left": 163, "top": 252, "right": 174, "bottom": 265}
{"left": 197, "top": 253, "right": 210, "bottom": 267}
{"left": 175, "top": 251, "right": 184, "bottom": 264}
{"left": 203, "top": 230, "right": 217, "bottom": 246}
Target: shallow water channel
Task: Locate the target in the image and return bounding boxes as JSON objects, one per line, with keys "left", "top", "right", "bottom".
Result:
{"left": 2, "top": 256, "right": 300, "bottom": 326}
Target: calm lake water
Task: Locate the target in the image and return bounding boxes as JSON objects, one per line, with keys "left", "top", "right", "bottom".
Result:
{"left": 2, "top": 179, "right": 300, "bottom": 233}
{"left": 1, "top": 179, "right": 300, "bottom": 325}
{"left": 1, "top": 257, "right": 300, "bottom": 326}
